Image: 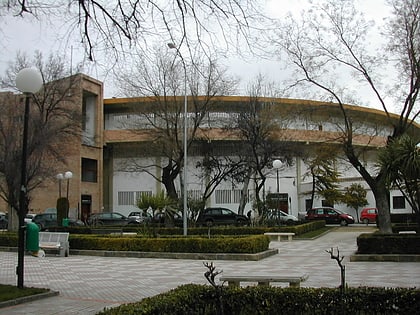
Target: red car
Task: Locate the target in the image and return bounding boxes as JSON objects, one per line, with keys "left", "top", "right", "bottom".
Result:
{"left": 305, "top": 207, "right": 354, "bottom": 226}
{"left": 360, "top": 207, "right": 377, "bottom": 224}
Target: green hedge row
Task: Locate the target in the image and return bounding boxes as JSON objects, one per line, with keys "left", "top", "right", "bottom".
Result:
{"left": 97, "top": 284, "right": 420, "bottom": 315}
{"left": 48, "top": 220, "right": 325, "bottom": 236}
{"left": 357, "top": 232, "right": 420, "bottom": 254}
{"left": 0, "top": 232, "right": 269, "bottom": 254}
{"left": 69, "top": 234, "right": 269, "bottom": 253}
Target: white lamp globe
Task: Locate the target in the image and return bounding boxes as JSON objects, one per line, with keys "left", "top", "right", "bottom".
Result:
{"left": 272, "top": 159, "right": 283, "bottom": 169}
{"left": 64, "top": 171, "right": 73, "bottom": 179}
{"left": 16, "top": 68, "right": 43, "bottom": 94}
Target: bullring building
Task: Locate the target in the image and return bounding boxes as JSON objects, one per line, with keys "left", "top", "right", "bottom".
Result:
{"left": 9, "top": 74, "right": 417, "bottom": 221}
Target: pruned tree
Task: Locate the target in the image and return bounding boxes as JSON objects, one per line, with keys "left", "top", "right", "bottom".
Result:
{"left": 0, "top": 51, "right": 83, "bottom": 230}
{"left": 273, "top": 0, "right": 420, "bottom": 233}
{"left": 342, "top": 183, "right": 368, "bottom": 223}
{"left": 114, "top": 47, "right": 237, "bottom": 202}
{"left": 229, "top": 75, "right": 287, "bottom": 216}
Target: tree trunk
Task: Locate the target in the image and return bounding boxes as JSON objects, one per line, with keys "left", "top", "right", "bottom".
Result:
{"left": 162, "top": 164, "right": 178, "bottom": 200}
{"left": 372, "top": 183, "right": 393, "bottom": 234}
{"left": 238, "top": 173, "right": 250, "bottom": 215}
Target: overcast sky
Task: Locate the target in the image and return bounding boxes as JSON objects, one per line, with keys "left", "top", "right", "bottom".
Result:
{"left": 0, "top": 0, "right": 393, "bottom": 106}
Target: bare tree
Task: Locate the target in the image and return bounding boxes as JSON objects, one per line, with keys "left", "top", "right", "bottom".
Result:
{"left": 0, "top": 51, "right": 83, "bottom": 230}
{"left": 273, "top": 0, "right": 420, "bottom": 233}
{"left": 232, "top": 76, "right": 284, "bottom": 215}
{"left": 1, "top": 1, "right": 265, "bottom": 62}
{"left": 114, "top": 47, "right": 237, "bottom": 201}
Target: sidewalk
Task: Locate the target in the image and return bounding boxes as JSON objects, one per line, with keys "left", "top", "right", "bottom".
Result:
{"left": 1, "top": 227, "right": 419, "bottom": 314}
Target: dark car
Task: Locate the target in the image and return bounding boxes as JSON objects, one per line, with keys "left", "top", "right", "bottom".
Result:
{"left": 152, "top": 211, "right": 184, "bottom": 227}
{"left": 0, "top": 212, "right": 8, "bottom": 229}
{"left": 360, "top": 207, "right": 378, "bottom": 224}
{"left": 87, "top": 212, "right": 139, "bottom": 226}
{"left": 196, "top": 207, "right": 249, "bottom": 227}
{"left": 32, "top": 213, "right": 85, "bottom": 230}
{"left": 305, "top": 207, "right": 354, "bottom": 226}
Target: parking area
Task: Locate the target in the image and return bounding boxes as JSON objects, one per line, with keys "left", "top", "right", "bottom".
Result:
{"left": 1, "top": 226, "right": 419, "bottom": 314}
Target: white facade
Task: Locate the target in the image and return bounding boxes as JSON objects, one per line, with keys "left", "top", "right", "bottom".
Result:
{"left": 103, "top": 96, "right": 415, "bottom": 219}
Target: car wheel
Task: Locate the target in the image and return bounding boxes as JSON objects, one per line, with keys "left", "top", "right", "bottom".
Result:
{"left": 236, "top": 219, "right": 246, "bottom": 226}
{"left": 340, "top": 219, "right": 348, "bottom": 226}
{"left": 205, "top": 220, "right": 214, "bottom": 227}
{"left": 286, "top": 219, "right": 294, "bottom": 225}
{"left": 363, "top": 218, "right": 369, "bottom": 225}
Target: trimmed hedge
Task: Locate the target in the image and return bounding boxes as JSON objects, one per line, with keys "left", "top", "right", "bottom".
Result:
{"left": 357, "top": 232, "right": 420, "bottom": 254}
{"left": 69, "top": 234, "right": 269, "bottom": 253}
{"left": 97, "top": 284, "right": 420, "bottom": 315}
{"left": 46, "top": 220, "right": 325, "bottom": 236}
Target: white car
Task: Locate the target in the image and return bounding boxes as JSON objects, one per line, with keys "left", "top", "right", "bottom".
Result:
{"left": 266, "top": 210, "right": 299, "bottom": 225}
{"left": 25, "top": 213, "right": 37, "bottom": 223}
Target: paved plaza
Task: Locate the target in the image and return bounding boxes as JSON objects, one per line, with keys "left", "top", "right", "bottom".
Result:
{"left": 0, "top": 227, "right": 419, "bottom": 314}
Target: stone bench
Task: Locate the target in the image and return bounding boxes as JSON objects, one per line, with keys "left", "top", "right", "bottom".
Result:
{"left": 220, "top": 274, "right": 309, "bottom": 288}
{"left": 39, "top": 232, "right": 70, "bottom": 257}
{"left": 264, "top": 232, "right": 295, "bottom": 242}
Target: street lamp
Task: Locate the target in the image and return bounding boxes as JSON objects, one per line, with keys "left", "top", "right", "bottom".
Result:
{"left": 168, "top": 42, "right": 188, "bottom": 236}
{"left": 57, "top": 171, "right": 73, "bottom": 199}
{"left": 56, "top": 173, "right": 64, "bottom": 198}
{"left": 272, "top": 159, "right": 283, "bottom": 193}
{"left": 64, "top": 171, "right": 73, "bottom": 199}
{"left": 15, "top": 67, "right": 43, "bottom": 289}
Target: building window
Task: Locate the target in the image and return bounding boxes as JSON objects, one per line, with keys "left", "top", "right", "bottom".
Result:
{"left": 215, "top": 190, "right": 231, "bottom": 203}
{"left": 118, "top": 191, "right": 134, "bottom": 205}
{"left": 393, "top": 196, "right": 406, "bottom": 209}
{"left": 233, "top": 189, "right": 249, "bottom": 203}
{"left": 81, "top": 158, "right": 98, "bottom": 182}
{"left": 135, "top": 191, "right": 152, "bottom": 202}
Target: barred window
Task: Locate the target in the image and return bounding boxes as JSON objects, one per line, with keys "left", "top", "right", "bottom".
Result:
{"left": 215, "top": 190, "right": 232, "bottom": 203}
{"left": 118, "top": 191, "right": 134, "bottom": 205}
{"left": 135, "top": 191, "right": 152, "bottom": 201}
{"left": 233, "top": 189, "right": 249, "bottom": 203}
{"left": 188, "top": 190, "right": 202, "bottom": 201}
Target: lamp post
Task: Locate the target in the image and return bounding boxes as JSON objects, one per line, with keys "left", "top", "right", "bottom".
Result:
{"left": 64, "top": 171, "right": 73, "bottom": 199}
{"left": 57, "top": 171, "right": 73, "bottom": 199}
{"left": 56, "top": 173, "right": 64, "bottom": 198}
{"left": 272, "top": 159, "right": 283, "bottom": 193}
{"left": 168, "top": 42, "right": 188, "bottom": 236}
{"left": 15, "top": 68, "right": 43, "bottom": 289}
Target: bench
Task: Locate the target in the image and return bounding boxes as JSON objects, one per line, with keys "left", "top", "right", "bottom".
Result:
{"left": 220, "top": 274, "right": 309, "bottom": 288}
{"left": 39, "top": 232, "right": 70, "bottom": 257}
{"left": 264, "top": 232, "right": 295, "bottom": 242}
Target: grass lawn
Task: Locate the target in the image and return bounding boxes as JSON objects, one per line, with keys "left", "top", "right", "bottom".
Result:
{"left": 0, "top": 284, "right": 49, "bottom": 302}
{"left": 294, "top": 226, "right": 335, "bottom": 239}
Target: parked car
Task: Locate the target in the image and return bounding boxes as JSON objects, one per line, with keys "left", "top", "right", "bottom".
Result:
{"left": 32, "top": 213, "right": 85, "bottom": 230}
{"left": 87, "top": 212, "right": 139, "bottom": 226}
{"left": 0, "top": 212, "right": 8, "bottom": 229}
{"left": 24, "top": 213, "right": 37, "bottom": 223}
{"left": 196, "top": 207, "right": 250, "bottom": 227}
{"left": 305, "top": 207, "right": 354, "bottom": 226}
{"left": 151, "top": 211, "right": 184, "bottom": 227}
{"left": 360, "top": 207, "right": 378, "bottom": 224}
{"left": 266, "top": 209, "right": 299, "bottom": 225}
{"left": 32, "top": 213, "right": 57, "bottom": 230}
{"left": 128, "top": 211, "right": 152, "bottom": 223}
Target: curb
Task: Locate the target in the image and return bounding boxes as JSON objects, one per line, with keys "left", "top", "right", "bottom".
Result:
{"left": 0, "top": 290, "right": 59, "bottom": 309}
{"left": 350, "top": 254, "right": 420, "bottom": 262}
{"left": 69, "top": 248, "right": 279, "bottom": 261}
